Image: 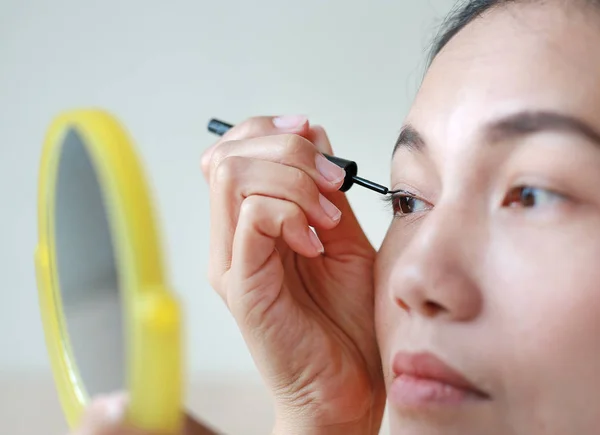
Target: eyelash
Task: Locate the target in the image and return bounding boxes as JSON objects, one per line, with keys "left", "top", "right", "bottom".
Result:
{"left": 381, "top": 185, "right": 566, "bottom": 218}
{"left": 501, "top": 185, "right": 565, "bottom": 208}
{"left": 381, "top": 190, "right": 429, "bottom": 218}
{"left": 380, "top": 193, "right": 398, "bottom": 214}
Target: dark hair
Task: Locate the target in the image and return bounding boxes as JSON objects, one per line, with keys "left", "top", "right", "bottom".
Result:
{"left": 427, "top": 0, "right": 513, "bottom": 65}
{"left": 428, "top": 0, "right": 600, "bottom": 66}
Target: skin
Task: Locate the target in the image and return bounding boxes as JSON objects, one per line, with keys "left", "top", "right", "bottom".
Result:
{"left": 70, "top": 1, "right": 600, "bottom": 434}
{"left": 377, "top": 2, "right": 600, "bottom": 434}
{"left": 199, "top": 117, "right": 386, "bottom": 435}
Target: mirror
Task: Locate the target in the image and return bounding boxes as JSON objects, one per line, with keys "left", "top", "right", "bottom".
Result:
{"left": 35, "top": 109, "right": 183, "bottom": 434}
{"left": 54, "top": 128, "right": 124, "bottom": 397}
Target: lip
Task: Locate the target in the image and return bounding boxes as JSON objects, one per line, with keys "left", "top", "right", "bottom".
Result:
{"left": 389, "top": 352, "right": 490, "bottom": 410}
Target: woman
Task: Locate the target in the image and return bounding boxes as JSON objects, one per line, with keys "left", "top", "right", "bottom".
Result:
{"left": 71, "top": 0, "right": 600, "bottom": 433}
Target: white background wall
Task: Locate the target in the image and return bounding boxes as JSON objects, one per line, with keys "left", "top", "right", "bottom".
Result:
{"left": 0, "top": 1, "right": 455, "bottom": 433}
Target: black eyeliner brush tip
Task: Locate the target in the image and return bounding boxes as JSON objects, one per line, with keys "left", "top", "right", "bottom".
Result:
{"left": 351, "top": 176, "right": 390, "bottom": 195}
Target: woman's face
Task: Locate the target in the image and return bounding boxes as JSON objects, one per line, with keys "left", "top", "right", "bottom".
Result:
{"left": 375, "top": 3, "right": 600, "bottom": 434}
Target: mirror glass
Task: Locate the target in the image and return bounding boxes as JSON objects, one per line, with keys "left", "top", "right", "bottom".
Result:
{"left": 53, "top": 129, "right": 125, "bottom": 397}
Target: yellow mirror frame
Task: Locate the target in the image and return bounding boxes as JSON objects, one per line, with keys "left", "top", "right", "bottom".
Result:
{"left": 34, "top": 109, "right": 183, "bottom": 433}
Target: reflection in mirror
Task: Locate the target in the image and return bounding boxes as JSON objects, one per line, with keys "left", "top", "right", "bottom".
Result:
{"left": 54, "top": 129, "right": 124, "bottom": 397}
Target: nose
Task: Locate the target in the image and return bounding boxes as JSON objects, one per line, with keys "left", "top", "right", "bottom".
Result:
{"left": 389, "top": 206, "right": 483, "bottom": 321}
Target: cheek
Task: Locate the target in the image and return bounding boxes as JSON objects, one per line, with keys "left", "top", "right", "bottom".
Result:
{"left": 374, "top": 238, "right": 400, "bottom": 382}
{"left": 488, "top": 219, "right": 600, "bottom": 406}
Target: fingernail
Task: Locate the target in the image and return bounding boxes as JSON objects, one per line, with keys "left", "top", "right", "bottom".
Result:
{"left": 273, "top": 115, "right": 307, "bottom": 129}
{"left": 308, "top": 228, "right": 325, "bottom": 254}
{"left": 319, "top": 194, "right": 342, "bottom": 222}
{"left": 315, "top": 154, "right": 346, "bottom": 184}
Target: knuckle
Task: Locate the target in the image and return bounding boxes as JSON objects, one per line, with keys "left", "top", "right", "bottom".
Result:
{"left": 239, "top": 195, "right": 265, "bottom": 220}
{"left": 212, "top": 154, "right": 243, "bottom": 187}
{"left": 281, "top": 133, "right": 312, "bottom": 160}
{"left": 209, "top": 141, "right": 233, "bottom": 171}
{"left": 239, "top": 196, "right": 302, "bottom": 228}
{"left": 274, "top": 201, "right": 302, "bottom": 226}
{"left": 288, "top": 169, "right": 318, "bottom": 200}
{"left": 200, "top": 163, "right": 210, "bottom": 182}
{"left": 200, "top": 149, "right": 211, "bottom": 173}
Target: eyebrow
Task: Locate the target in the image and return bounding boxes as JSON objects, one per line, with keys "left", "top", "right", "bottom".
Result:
{"left": 392, "top": 111, "right": 600, "bottom": 157}
{"left": 393, "top": 124, "right": 425, "bottom": 155}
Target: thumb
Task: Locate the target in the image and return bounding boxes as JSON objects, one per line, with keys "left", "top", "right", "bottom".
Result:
{"left": 307, "top": 125, "right": 374, "bottom": 254}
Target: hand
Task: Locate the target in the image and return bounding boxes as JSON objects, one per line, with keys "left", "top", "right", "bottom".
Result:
{"left": 68, "top": 393, "right": 219, "bottom": 435}
{"left": 201, "top": 116, "right": 386, "bottom": 435}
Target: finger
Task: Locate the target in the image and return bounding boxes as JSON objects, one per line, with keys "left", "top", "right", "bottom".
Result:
{"left": 207, "top": 133, "right": 346, "bottom": 192}
{"left": 207, "top": 156, "right": 342, "bottom": 289}
{"left": 306, "top": 125, "right": 373, "bottom": 252}
{"left": 205, "top": 132, "right": 345, "bottom": 285}
{"left": 226, "top": 195, "right": 323, "bottom": 312}
{"left": 201, "top": 115, "right": 310, "bottom": 180}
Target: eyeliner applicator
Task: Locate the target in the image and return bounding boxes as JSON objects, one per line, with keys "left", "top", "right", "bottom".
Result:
{"left": 207, "top": 118, "right": 398, "bottom": 195}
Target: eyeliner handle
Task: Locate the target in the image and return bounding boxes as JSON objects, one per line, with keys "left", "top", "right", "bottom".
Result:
{"left": 207, "top": 118, "right": 233, "bottom": 136}
{"left": 207, "top": 118, "right": 358, "bottom": 192}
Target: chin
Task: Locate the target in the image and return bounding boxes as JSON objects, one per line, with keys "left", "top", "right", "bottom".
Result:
{"left": 388, "top": 411, "right": 501, "bottom": 435}
{"left": 387, "top": 396, "right": 500, "bottom": 435}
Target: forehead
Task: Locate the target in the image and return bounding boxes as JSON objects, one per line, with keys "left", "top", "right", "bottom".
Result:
{"left": 407, "top": 2, "right": 600, "bottom": 141}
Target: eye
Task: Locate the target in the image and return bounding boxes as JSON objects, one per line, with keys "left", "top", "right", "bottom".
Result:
{"left": 391, "top": 193, "right": 430, "bottom": 216}
{"left": 502, "top": 186, "right": 564, "bottom": 208}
